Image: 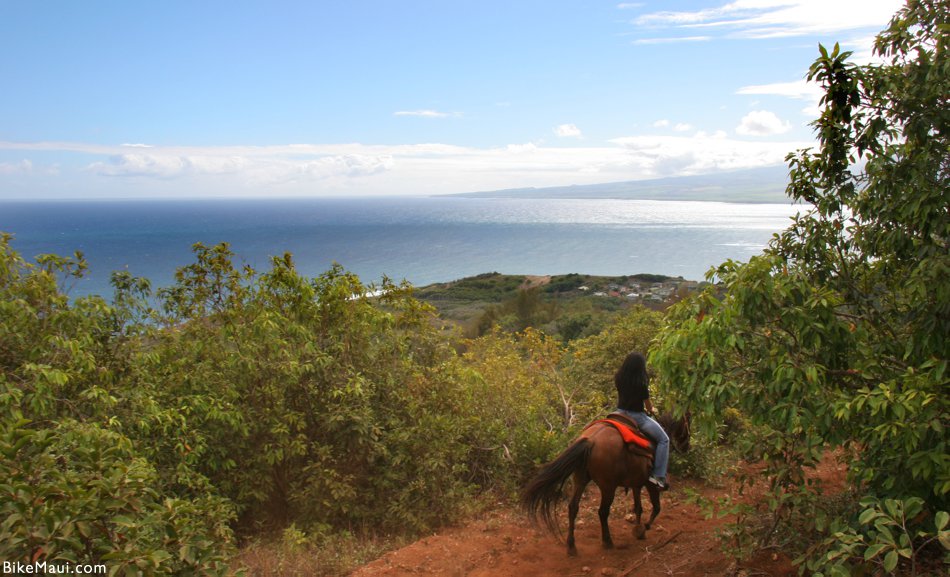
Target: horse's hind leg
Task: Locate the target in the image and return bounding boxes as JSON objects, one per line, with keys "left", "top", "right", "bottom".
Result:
{"left": 597, "top": 484, "right": 617, "bottom": 550}
{"left": 645, "top": 484, "right": 662, "bottom": 529}
{"left": 567, "top": 470, "right": 589, "bottom": 556}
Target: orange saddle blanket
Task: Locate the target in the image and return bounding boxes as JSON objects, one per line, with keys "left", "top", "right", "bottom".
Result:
{"left": 585, "top": 417, "right": 652, "bottom": 449}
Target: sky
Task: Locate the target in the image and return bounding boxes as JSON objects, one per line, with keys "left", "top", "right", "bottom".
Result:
{"left": 0, "top": 0, "right": 904, "bottom": 199}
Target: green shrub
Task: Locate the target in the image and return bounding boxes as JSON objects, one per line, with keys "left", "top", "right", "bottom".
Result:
{"left": 0, "top": 417, "right": 234, "bottom": 575}
{"left": 0, "top": 234, "right": 236, "bottom": 574}
{"left": 651, "top": 2, "right": 950, "bottom": 571}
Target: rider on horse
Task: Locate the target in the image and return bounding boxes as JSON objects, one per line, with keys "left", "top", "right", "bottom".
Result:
{"left": 613, "top": 352, "right": 670, "bottom": 491}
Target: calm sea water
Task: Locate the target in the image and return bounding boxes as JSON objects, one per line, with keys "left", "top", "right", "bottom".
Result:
{"left": 0, "top": 197, "right": 802, "bottom": 299}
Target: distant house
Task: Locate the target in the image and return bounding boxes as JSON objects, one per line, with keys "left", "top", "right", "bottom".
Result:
{"left": 626, "top": 293, "right": 640, "bottom": 300}
{"left": 593, "top": 291, "right": 608, "bottom": 297}
{"left": 578, "top": 286, "right": 590, "bottom": 291}
{"left": 651, "top": 286, "right": 674, "bottom": 298}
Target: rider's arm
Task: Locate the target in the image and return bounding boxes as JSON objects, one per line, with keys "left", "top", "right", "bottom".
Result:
{"left": 644, "top": 398, "right": 654, "bottom": 415}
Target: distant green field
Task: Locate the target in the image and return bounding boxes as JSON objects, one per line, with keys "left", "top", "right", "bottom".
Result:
{"left": 414, "top": 271, "right": 700, "bottom": 339}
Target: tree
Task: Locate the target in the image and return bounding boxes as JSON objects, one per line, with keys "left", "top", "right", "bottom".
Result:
{"left": 651, "top": 1, "right": 948, "bottom": 572}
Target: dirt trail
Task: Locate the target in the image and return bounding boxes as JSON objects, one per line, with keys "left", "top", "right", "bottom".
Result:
{"left": 350, "top": 456, "right": 848, "bottom": 576}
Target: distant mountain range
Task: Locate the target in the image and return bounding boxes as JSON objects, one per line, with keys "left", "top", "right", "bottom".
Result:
{"left": 451, "top": 165, "right": 793, "bottom": 203}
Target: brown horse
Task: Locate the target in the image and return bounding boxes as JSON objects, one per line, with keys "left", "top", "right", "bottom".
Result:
{"left": 521, "top": 414, "right": 689, "bottom": 556}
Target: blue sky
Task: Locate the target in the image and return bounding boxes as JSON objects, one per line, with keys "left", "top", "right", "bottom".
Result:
{"left": 0, "top": 0, "right": 902, "bottom": 199}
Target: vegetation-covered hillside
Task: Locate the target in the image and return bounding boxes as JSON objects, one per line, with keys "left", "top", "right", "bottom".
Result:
{"left": 0, "top": 235, "right": 670, "bottom": 575}
{"left": 415, "top": 271, "right": 701, "bottom": 339}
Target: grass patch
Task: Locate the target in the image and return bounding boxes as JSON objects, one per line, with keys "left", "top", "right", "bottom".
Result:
{"left": 234, "top": 526, "right": 408, "bottom": 577}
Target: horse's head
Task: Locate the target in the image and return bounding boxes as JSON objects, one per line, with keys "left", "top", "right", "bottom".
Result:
{"left": 658, "top": 410, "right": 691, "bottom": 453}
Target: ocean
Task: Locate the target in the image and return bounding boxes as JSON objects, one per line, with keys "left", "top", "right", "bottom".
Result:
{"left": 0, "top": 197, "right": 802, "bottom": 299}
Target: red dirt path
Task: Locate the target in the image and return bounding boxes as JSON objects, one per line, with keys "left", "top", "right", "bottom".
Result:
{"left": 351, "top": 456, "right": 848, "bottom": 576}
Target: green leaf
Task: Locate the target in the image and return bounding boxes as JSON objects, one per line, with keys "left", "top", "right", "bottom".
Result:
{"left": 111, "top": 515, "right": 135, "bottom": 527}
{"left": 863, "top": 543, "right": 888, "bottom": 560}
{"left": 859, "top": 507, "right": 880, "bottom": 525}
{"left": 150, "top": 550, "right": 172, "bottom": 566}
{"left": 883, "top": 550, "right": 898, "bottom": 572}
{"left": 883, "top": 499, "right": 901, "bottom": 519}
{"left": 935, "top": 511, "right": 948, "bottom": 531}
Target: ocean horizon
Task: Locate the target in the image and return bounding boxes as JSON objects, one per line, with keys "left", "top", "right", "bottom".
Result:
{"left": 0, "top": 196, "right": 803, "bottom": 299}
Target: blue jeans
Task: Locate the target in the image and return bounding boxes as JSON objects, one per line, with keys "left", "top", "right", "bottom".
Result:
{"left": 616, "top": 409, "right": 669, "bottom": 480}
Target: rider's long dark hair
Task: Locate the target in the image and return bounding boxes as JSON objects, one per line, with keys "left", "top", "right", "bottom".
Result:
{"left": 614, "top": 351, "right": 648, "bottom": 411}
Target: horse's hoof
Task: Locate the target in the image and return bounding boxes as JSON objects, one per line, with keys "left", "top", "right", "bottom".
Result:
{"left": 635, "top": 525, "right": 647, "bottom": 540}
{"left": 568, "top": 547, "right": 578, "bottom": 557}
{"left": 603, "top": 541, "right": 614, "bottom": 550}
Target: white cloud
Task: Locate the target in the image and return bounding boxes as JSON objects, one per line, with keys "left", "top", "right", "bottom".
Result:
{"left": 617, "top": 2, "right": 644, "bottom": 8}
{"left": 297, "top": 155, "right": 394, "bottom": 179}
{"left": 506, "top": 143, "right": 538, "bottom": 153}
{"left": 846, "top": 34, "right": 886, "bottom": 64}
{"left": 610, "top": 133, "right": 808, "bottom": 177}
{"left": 554, "top": 123, "right": 583, "bottom": 138}
{"left": 737, "top": 80, "right": 821, "bottom": 100}
{"left": 89, "top": 154, "right": 248, "bottom": 178}
{"left": 88, "top": 151, "right": 393, "bottom": 183}
{"left": 632, "top": 36, "right": 711, "bottom": 45}
{"left": 393, "top": 109, "right": 458, "bottom": 118}
{"left": 652, "top": 120, "right": 693, "bottom": 132}
{"left": 0, "top": 137, "right": 813, "bottom": 198}
{"left": 736, "top": 110, "right": 792, "bottom": 136}
{"left": 737, "top": 80, "right": 824, "bottom": 117}
{"left": 0, "top": 159, "right": 33, "bottom": 175}
{"left": 635, "top": 1, "right": 902, "bottom": 40}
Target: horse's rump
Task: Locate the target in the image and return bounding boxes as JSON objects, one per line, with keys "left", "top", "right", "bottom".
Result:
{"left": 521, "top": 437, "right": 593, "bottom": 535}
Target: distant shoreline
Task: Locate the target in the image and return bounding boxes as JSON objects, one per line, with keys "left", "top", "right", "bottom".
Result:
{"left": 445, "top": 192, "right": 796, "bottom": 205}
{"left": 444, "top": 165, "right": 795, "bottom": 204}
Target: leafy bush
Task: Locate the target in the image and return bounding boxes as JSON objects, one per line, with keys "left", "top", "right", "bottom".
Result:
{"left": 452, "top": 328, "right": 574, "bottom": 486}
{"left": 3, "top": 229, "right": 606, "bottom": 570}
{"left": 800, "top": 497, "right": 950, "bottom": 576}
{"left": 568, "top": 306, "right": 665, "bottom": 411}
{"left": 0, "top": 234, "right": 235, "bottom": 575}
{"left": 0, "top": 418, "right": 235, "bottom": 575}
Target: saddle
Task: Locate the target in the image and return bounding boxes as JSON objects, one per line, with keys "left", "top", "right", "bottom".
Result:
{"left": 585, "top": 412, "right": 655, "bottom": 458}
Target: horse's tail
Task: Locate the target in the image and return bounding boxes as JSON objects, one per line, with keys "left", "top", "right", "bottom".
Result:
{"left": 521, "top": 438, "right": 592, "bottom": 535}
